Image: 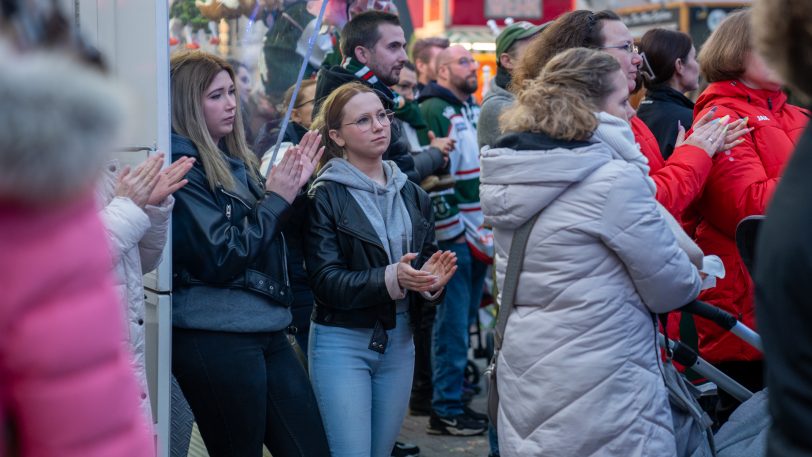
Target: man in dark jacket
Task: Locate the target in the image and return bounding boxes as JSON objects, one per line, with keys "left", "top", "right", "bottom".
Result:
{"left": 314, "top": 10, "right": 440, "bottom": 184}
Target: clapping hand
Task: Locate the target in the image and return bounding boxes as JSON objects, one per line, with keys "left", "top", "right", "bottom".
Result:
{"left": 397, "top": 252, "right": 440, "bottom": 293}
{"left": 420, "top": 250, "right": 457, "bottom": 292}
{"left": 115, "top": 154, "right": 163, "bottom": 208}
{"left": 147, "top": 155, "right": 195, "bottom": 206}
{"left": 266, "top": 147, "right": 304, "bottom": 204}
{"left": 292, "top": 130, "right": 325, "bottom": 188}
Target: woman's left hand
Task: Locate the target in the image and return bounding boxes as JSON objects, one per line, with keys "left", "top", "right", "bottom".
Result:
{"left": 420, "top": 250, "right": 458, "bottom": 292}
{"left": 718, "top": 117, "right": 752, "bottom": 151}
{"left": 293, "top": 130, "right": 325, "bottom": 188}
{"left": 147, "top": 155, "right": 195, "bottom": 206}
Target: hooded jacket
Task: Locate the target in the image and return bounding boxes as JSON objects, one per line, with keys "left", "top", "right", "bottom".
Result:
{"left": 418, "top": 82, "right": 490, "bottom": 258}
{"left": 314, "top": 62, "right": 422, "bottom": 183}
{"left": 478, "top": 77, "right": 515, "bottom": 150}
{"left": 305, "top": 159, "right": 442, "bottom": 331}
{"left": 480, "top": 116, "right": 701, "bottom": 457}
{"left": 0, "top": 45, "right": 154, "bottom": 456}
{"left": 97, "top": 161, "right": 173, "bottom": 423}
{"left": 692, "top": 80, "right": 808, "bottom": 364}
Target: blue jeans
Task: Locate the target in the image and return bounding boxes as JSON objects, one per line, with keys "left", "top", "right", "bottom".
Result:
{"left": 432, "top": 240, "right": 488, "bottom": 417}
{"left": 309, "top": 312, "right": 414, "bottom": 457}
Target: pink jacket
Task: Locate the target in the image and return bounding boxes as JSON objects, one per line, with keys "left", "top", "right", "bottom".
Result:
{"left": 0, "top": 45, "right": 154, "bottom": 457}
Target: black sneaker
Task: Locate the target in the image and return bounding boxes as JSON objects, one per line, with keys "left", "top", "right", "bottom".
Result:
{"left": 391, "top": 441, "right": 420, "bottom": 456}
{"left": 426, "top": 411, "right": 487, "bottom": 436}
{"left": 463, "top": 405, "right": 488, "bottom": 423}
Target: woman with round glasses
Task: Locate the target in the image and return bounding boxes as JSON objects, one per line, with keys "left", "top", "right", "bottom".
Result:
{"left": 305, "top": 81, "right": 457, "bottom": 456}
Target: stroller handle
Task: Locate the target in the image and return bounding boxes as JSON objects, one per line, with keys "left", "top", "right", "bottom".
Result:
{"left": 679, "top": 300, "right": 763, "bottom": 352}
{"left": 659, "top": 334, "right": 754, "bottom": 403}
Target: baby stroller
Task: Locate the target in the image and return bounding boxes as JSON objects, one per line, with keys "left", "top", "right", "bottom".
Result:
{"left": 660, "top": 216, "right": 768, "bottom": 457}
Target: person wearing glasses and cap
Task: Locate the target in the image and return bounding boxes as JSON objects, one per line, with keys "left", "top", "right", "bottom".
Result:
{"left": 478, "top": 21, "right": 548, "bottom": 151}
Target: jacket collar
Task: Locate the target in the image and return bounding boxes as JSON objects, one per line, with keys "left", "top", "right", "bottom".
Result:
{"left": 643, "top": 85, "right": 695, "bottom": 110}
{"left": 696, "top": 80, "right": 787, "bottom": 113}
{"left": 492, "top": 131, "right": 593, "bottom": 151}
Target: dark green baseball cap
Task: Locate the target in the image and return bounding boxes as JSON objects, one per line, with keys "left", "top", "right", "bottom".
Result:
{"left": 495, "top": 21, "right": 548, "bottom": 61}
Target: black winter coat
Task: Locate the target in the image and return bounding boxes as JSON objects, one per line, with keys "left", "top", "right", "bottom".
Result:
{"left": 304, "top": 178, "right": 443, "bottom": 330}
{"left": 755, "top": 124, "right": 812, "bottom": 457}
{"left": 171, "top": 134, "right": 294, "bottom": 306}
{"left": 637, "top": 85, "right": 695, "bottom": 160}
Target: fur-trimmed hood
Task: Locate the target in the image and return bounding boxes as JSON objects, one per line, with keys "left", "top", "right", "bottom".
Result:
{"left": 0, "top": 43, "right": 129, "bottom": 204}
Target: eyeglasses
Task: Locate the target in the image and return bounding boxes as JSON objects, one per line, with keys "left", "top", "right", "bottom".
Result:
{"left": 442, "top": 57, "right": 479, "bottom": 68}
{"left": 294, "top": 99, "right": 315, "bottom": 109}
{"left": 600, "top": 42, "right": 639, "bottom": 55}
{"left": 343, "top": 110, "right": 395, "bottom": 132}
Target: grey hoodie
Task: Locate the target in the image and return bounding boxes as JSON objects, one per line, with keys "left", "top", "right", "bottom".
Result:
{"left": 478, "top": 78, "right": 515, "bottom": 150}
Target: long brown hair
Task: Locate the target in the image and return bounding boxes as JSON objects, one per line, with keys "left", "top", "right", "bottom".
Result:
{"left": 311, "top": 82, "right": 378, "bottom": 167}
{"left": 501, "top": 48, "right": 620, "bottom": 141}
{"left": 511, "top": 10, "right": 620, "bottom": 92}
{"left": 170, "top": 50, "right": 255, "bottom": 192}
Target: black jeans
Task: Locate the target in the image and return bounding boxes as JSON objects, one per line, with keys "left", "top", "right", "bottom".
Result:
{"left": 173, "top": 328, "right": 329, "bottom": 457}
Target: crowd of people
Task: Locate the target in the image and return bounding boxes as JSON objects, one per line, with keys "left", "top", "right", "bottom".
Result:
{"left": 2, "top": 0, "right": 812, "bottom": 457}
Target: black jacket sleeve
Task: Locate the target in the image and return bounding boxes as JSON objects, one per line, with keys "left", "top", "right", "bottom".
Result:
{"left": 386, "top": 120, "right": 420, "bottom": 183}
{"left": 304, "top": 186, "right": 392, "bottom": 310}
{"left": 172, "top": 164, "right": 291, "bottom": 283}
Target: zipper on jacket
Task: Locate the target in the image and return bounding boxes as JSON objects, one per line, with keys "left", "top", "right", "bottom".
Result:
{"left": 219, "top": 187, "right": 253, "bottom": 210}
{"left": 225, "top": 203, "right": 232, "bottom": 220}
{"left": 280, "top": 231, "right": 290, "bottom": 287}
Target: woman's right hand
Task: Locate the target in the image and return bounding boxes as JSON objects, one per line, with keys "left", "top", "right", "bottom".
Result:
{"left": 676, "top": 112, "right": 728, "bottom": 158}
{"left": 397, "top": 253, "right": 439, "bottom": 292}
{"left": 115, "top": 154, "right": 163, "bottom": 208}
{"left": 265, "top": 147, "right": 303, "bottom": 204}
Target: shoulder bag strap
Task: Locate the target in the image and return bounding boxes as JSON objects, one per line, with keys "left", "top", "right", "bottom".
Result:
{"left": 493, "top": 212, "right": 541, "bottom": 351}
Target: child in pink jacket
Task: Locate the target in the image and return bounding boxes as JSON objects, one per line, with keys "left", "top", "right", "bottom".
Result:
{"left": 0, "top": 25, "right": 154, "bottom": 457}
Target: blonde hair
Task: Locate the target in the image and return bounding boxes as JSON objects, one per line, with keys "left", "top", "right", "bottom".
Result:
{"left": 753, "top": 0, "right": 812, "bottom": 99}
{"left": 170, "top": 50, "right": 256, "bottom": 192}
{"left": 311, "top": 82, "right": 377, "bottom": 167}
{"left": 698, "top": 10, "right": 751, "bottom": 83}
{"left": 280, "top": 78, "right": 318, "bottom": 112}
{"left": 501, "top": 48, "right": 620, "bottom": 141}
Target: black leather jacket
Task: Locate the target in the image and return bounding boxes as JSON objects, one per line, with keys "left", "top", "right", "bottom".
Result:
{"left": 171, "top": 134, "right": 294, "bottom": 306}
{"left": 304, "top": 178, "right": 443, "bottom": 330}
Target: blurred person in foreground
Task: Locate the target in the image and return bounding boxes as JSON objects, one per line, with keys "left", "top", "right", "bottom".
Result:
{"left": 752, "top": 0, "right": 812, "bottom": 455}
{"left": 0, "top": 1, "right": 154, "bottom": 455}
{"left": 637, "top": 29, "right": 701, "bottom": 160}
{"left": 690, "top": 9, "right": 808, "bottom": 423}
{"left": 481, "top": 47, "right": 702, "bottom": 457}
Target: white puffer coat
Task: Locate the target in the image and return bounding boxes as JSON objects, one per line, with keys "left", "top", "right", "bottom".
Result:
{"left": 98, "top": 163, "right": 173, "bottom": 423}
{"left": 480, "top": 118, "right": 702, "bottom": 457}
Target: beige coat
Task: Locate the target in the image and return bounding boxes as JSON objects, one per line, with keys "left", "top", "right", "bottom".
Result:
{"left": 480, "top": 121, "right": 702, "bottom": 457}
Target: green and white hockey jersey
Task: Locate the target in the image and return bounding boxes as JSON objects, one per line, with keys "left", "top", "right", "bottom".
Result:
{"left": 418, "top": 82, "right": 493, "bottom": 262}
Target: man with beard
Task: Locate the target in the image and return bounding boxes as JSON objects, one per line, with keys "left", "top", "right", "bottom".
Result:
{"left": 314, "top": 10, "right": 423, "bottom": 183}
{"left": 419, "top": 45, "right": 489, "bottom": 437}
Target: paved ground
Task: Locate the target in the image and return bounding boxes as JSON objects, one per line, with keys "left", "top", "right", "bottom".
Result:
{"left": 395, "top": 362, "right": 491, "bottom": 457}
{"left": 396, "top": 402, "right": 490, "bottom": 457}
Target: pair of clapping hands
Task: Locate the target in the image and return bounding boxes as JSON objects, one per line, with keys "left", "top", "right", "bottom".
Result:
{"left": 115, "top": 153, "right": 195, "bottom": 208}
{"left": 676, "top": 106, "right": 754, "bottom": 157}
{"left": 265, "top": 130, "right": 325, "bottom": 204}
{"left": 397, "top": 250, "right": 458, "bottom": 293}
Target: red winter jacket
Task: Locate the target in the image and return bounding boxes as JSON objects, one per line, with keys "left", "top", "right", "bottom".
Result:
{"left": 692, "top": 80, "right": 808, "bottom": 364}
{"left": 631, "top": 116, "right": 713, "bottom": 219}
